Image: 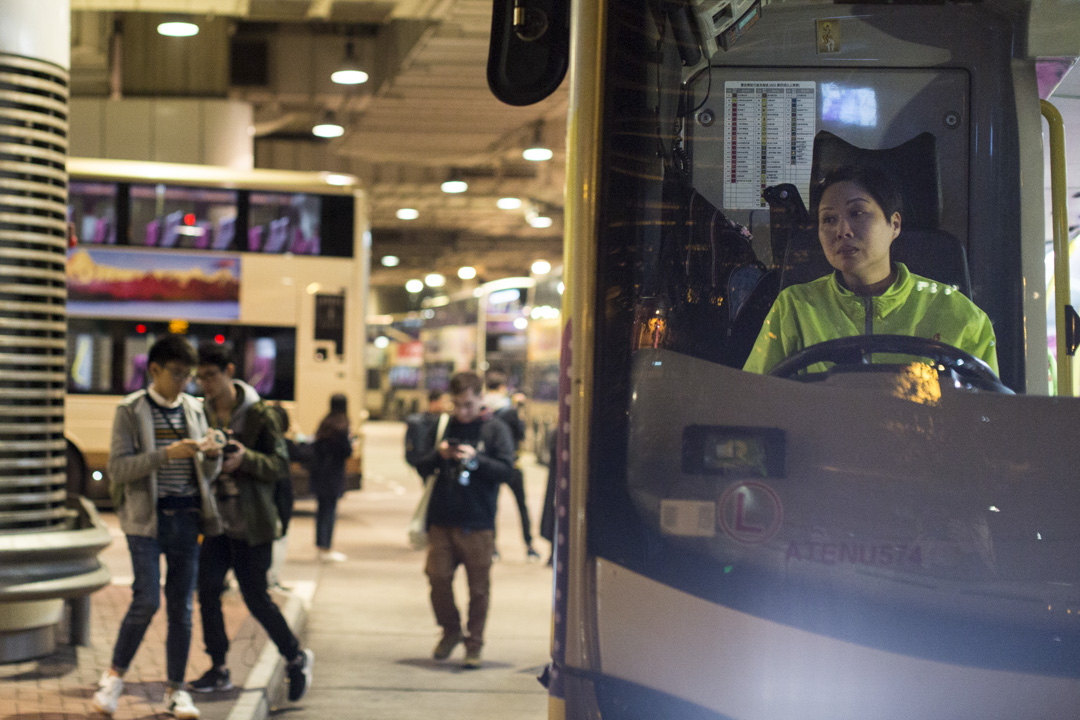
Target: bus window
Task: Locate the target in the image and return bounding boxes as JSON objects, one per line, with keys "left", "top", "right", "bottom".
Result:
{"left": 129, "top": 184, "right": 238, "bottom": 250}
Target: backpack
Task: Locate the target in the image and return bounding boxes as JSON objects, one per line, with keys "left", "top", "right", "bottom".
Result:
{"left": 404, "top": 412, "right": 435, "bottom": 468}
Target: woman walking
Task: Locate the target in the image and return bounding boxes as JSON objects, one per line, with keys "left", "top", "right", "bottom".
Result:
{"left": 311, "top": 394, "right": 353, "bottom": 562}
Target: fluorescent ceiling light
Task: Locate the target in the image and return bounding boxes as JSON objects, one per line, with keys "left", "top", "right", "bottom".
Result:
{"left": 528, "top": 216, "right": 553, "bottom": 229}
{"left": 441, "top": 179, "right": 468, "bottom": 194}
{"left": 531, "top": 260, "right": 552, "bottom": 275}
{"left": 332, "top": 42, "right": 369, "bottom": 85}
{"left": 312, "top": 122, "right": 344, "bottom": 138}
{"left": 158, "top": 21, "right": 199, "bottom": 37}
{"left": 497, "top": 197, "right": 522, "bottom": 210}
{"left": 522, "top": 147, "right": 554, "bottom": 162}
{"left": 396, "top": 208, "right": 420, "bottom": 220}
{"left": 405, "top": 279, "right": 424, "bottom": 293}
{"left": 374, "top": 336, "right": 390, "bottom": 349}
{"left": 381, "top": 255, "right": 400, "bottom": 267}
{"left": 425, "top": 273, "right": 446, "bottom": 288}
{"left": 458, "top": 266, "right": 477, "bottom": 280}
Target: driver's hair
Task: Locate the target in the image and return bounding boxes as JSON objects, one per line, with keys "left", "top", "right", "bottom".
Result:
{"left": 814, "top": 165, "right": 903, "bottom": 223}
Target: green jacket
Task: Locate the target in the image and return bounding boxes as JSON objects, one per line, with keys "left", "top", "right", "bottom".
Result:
{"left": 743, "top": 263, "right": 999, "bottom": 375}
{"left": 211, "top": 380, "right": 289, "bottom": 546}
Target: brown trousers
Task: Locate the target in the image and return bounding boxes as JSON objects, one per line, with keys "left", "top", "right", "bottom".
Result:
{"left": 424, "top": 525, "right": 495, "bottom": 652}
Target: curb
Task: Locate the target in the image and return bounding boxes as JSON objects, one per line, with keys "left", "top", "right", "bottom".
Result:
{"left": 225, "top": 581, "right": 314, "bottom": 720}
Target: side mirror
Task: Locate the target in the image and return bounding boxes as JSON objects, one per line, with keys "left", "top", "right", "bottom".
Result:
{"left": 487, "top": 0, "right": 570, "bottom": 106}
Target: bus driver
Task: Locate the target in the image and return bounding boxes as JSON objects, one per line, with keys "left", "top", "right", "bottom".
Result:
{"left": 743, "top": 165, "right": 999, "bottom": 376}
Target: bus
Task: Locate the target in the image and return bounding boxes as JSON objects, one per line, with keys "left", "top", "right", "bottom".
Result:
{"left": 64, "top": 158, "right": 369, "bottom": 501}
{"left": 493, "top": 1, "right": 1080, "bottom": 718}
{"left": 523, "top": 265, "right": 563, "bottom": 464}
{"left": 365, "top": 277, "right": 534, "bottom": 419}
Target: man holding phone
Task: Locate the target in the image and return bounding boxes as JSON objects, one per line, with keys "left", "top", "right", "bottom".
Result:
{"left": 414, "top": 371, "right": 515, "bottom": 669}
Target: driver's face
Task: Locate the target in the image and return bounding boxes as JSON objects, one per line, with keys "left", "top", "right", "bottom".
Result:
{"left": 818, "top": 181, "right": 900, "bottom": 287}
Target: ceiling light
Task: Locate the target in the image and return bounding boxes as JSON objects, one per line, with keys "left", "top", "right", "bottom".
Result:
{"left": 497, "top": 197, "right": 522, "bottom": 210}
{"left": 312, "top": 113, "right": 345, "bottom": 138}
{"left": 528, "top": 215, "right": 553, "bottom": 229}
{"left": 531, "top": 260, "right": 552, "bottom": 275}
{"left": 522, "top": 147, "right": 554, "bottom": 162}
{"left": 374, "top": 336, "right": 390, "bottom": 349}
{"left": 441, "top": 179, "right": 468, "bottom": 194}
{"left": 405, "top": 279, "right": 424, "bottom": 293}
{"left": 513, "top": 317, "right": 529, "bottom": 330}
{"left": 158, "top": 20, "right": 199, "bottom": 37}
{"left": 458, "top": 266, "right": 477, "bottom": 280}
{"left": 381, "top": 255, "right": 400, "bottom": 267}
{"left": 396, "top": 208, "right": 420, "bottom": 220}
{"left": 425, "top": 273, "right": 446, "bottom": 288}
{"left": 331, "top": 42, "right": 369, "bottom": 85}
{"left": 523, "top": 120, "right": 553, "bottom": 161}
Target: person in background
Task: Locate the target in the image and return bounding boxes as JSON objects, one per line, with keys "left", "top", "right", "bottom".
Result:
{"left": 309, "top": 393, "right": 354, "bottom": 562}
{"left": 92, "top": 335, "right": 222, "bottom": 720}
{"left": 266, "top": 402, "right": 296, "bottom": 589}
{"left": 484, "top": 371, "right": 539, "bottom": 561}
{"left": 404, "top": 389, "right": 450, "bottom": 479}
{"left": 415, "top": 371, "right": 515, "bottom": 669}
{"left": 189, "top": 343, "right": 313, "bottom": 701}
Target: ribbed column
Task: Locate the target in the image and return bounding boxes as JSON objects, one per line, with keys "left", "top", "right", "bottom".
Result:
{"left": 0, "top": 54, "right": 69, "bottom": 533}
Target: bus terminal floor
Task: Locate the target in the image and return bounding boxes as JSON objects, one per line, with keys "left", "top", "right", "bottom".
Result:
{"left": 0, "top": 420, "right": 552, "bottom": 720}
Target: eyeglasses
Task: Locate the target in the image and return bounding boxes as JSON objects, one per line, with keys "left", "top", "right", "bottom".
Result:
{"left": 163, "top": 364, "right": 195, "bottom": 382}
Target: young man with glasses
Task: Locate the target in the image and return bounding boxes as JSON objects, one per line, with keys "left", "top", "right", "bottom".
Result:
{"left": 188, "top": 343, "right": 313, "bottom": 701}
{"left": 93, "top": 335, "right": 223, "bottom": 719}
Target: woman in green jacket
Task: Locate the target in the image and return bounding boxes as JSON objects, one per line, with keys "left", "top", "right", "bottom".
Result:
{"left": 743, "top": 165, "right": 998, "bottom": 376}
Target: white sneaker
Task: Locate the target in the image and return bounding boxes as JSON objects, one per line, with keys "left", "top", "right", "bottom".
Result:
{"left": 91, "top": 671, "right": 124, "bottom": 716}
{"left": 319, "top": 549, "right": 347, "bottom": 562}
{"left": 164, "top": 688, "right": 201, "bottom": 720}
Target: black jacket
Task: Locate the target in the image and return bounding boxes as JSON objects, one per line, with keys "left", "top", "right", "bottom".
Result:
{"left": 416, "top": 417, "right": 515, "bottom": 531}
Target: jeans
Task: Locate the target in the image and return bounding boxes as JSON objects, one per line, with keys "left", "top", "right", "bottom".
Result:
{"left": 198, "top": 534, "right": 300, "bottom": 666}
{"left": 424, "top": 525, "right": 495, "bottom": 652}
{"left": 111, "top": 509, "right": 201, "bottom": 685}
{"left": 315, "top": 496, "right": 338, "bottom": 550}
{"left": 504, "top": 467, "right": 532, "bottom": 545}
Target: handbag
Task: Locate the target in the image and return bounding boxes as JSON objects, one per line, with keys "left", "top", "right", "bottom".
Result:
{"left": 407, "top": 413, "right": 449, "bottom": 550}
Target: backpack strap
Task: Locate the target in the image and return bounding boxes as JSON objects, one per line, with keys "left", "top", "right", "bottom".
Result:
{"left": 434, "top": 413, "right": 450, "bottom": 445}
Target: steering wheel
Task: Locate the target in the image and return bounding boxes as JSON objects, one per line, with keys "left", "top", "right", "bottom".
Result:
{"left": 768, "top": 334, "right": 1012, "bottom": 394}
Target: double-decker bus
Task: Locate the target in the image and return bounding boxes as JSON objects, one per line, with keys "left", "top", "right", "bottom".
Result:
{"left": 489, "top": 0, "right": 1080, "bottom": 717}
{"left": 64, "top": 158, "right": 369, "bottom": 500}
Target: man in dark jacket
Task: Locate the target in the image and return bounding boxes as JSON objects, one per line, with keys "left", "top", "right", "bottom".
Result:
{"left": 189, "top": 344, "right": 313, "bottom": 702}
{"left": 415, "top": 371, "right": 514, "bottom": 669}
{"left": 484, "top": 371, "right": 538, "bottom": 560}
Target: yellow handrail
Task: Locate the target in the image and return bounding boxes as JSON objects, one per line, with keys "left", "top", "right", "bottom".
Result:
{"left": 1041, "top": 99, "right": 1072, "bottom": 396}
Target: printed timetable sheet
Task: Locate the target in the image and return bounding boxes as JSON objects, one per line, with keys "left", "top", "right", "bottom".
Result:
{"left": 723, "top": 81, "right": 816, "bottom": 209}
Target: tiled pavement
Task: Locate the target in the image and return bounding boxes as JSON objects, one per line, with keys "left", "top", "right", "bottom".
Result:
{"left": 0, "top": 577, "right": 287, "bottom": 720}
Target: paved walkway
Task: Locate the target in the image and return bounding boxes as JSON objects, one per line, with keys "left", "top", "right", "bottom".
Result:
{"left": 0, "top": 421, "right": 553, "bottom": 720}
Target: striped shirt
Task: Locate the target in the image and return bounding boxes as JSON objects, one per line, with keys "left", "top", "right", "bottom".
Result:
{"left": 151, "top": 403, "right": 198, "bottom": 499}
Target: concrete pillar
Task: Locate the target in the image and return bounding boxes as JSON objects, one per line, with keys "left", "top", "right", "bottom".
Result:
{"left": 0, "top": 0, "right": 110, "bottom": 663}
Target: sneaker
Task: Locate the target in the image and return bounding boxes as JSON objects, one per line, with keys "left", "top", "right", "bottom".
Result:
{"left": 526, "top": 546, "right": 541, "bottom": 562}
{"left": 432, "top": 630, "right": 464, "bottom": 660}
{"left": 164, "top": 688, "right": 200, "bottom": 720}
{"left": 319, "top": 549, "right": 348, "bottom": 562}
{"left": 91, "top": 671, "right": 124, "bottom": 716}
{"left": 188, "top": 666, "right": 232, "bottom": 693}
{"left": 287, "top": 648, "right": 314, "bottom": 702}
{"left": 462, "top": 648, "right": 482, "bottom": 669}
